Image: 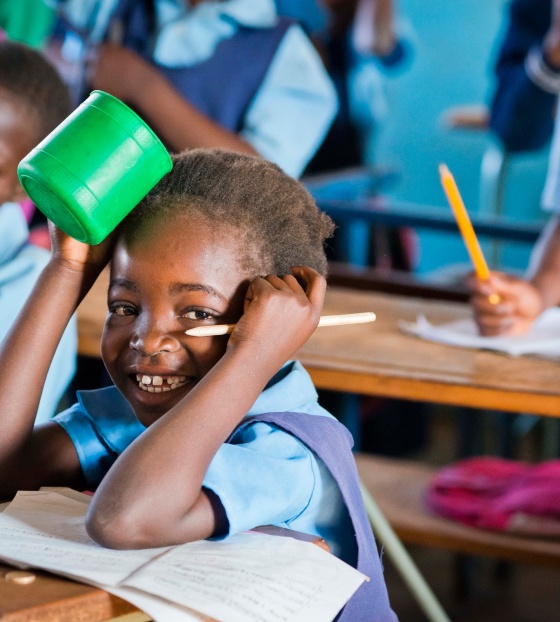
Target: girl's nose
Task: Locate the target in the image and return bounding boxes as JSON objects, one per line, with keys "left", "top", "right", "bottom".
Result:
{"left": 130, "top": 319, "right": 180, "bottom": 357}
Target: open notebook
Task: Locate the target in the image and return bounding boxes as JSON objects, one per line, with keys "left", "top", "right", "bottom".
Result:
{"left": 0, "top": 489, "right": 366, "bottom": 622}
{"left": 400, "top": 307, "right": 560, "bottom": 360}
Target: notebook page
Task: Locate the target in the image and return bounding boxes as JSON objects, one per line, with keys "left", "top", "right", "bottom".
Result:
{"left": 400, "top": 307, "right": 560, "bottom": 359}
{"left": 125, "top": 531, "right": 367, "bottom": 622}
{"left": 0, "top": 491, "right": 170, "bottom": 586}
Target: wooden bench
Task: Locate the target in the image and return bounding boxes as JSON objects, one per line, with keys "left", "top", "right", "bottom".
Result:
{"left": 356, "top": 453, "right": 560, "bottom": 568}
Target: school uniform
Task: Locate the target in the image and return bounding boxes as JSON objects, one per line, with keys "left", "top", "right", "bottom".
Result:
{"left": 52, "top": 0, "right": 337, "bottom": 177}
{"left": 490, "top": 0, "right": 556, "bottom": 153}
{"left": 0, "top": 203, "right": 77, "bottom": 424}
{"left": 488, "top": 0, "right": 560, "bottom": 216}
{"left": 53, "top": 360, "right": 397, "bottom": 620}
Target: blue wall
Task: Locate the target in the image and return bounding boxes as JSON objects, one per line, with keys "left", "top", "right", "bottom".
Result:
{"left": 372, "top": 0, "right": 550, "bottom": 276}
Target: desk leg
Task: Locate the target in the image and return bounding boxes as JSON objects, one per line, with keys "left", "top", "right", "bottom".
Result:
{"left": 359, "top": 482, "right": 451, "bottom": 622}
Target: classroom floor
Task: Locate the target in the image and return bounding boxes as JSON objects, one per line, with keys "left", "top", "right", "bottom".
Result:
{"left": 369, "top": 406, "right": 560, "bottom": 622}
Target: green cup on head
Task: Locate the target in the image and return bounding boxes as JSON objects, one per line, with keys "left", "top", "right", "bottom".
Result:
{"left": 17, "top": 90, "right": 172, "bottom": 245}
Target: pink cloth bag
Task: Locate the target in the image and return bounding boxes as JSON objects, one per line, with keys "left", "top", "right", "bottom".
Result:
{"left": 426, "top": 456, "right": 560, "bottom": 536}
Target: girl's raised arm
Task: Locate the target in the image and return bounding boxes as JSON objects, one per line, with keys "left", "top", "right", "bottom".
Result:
{"left": 0, "top": 225, "right": 115, "bottom": 497}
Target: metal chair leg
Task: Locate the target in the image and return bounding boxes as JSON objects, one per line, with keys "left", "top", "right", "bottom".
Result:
{"left": 359, "top": 481, "right": 452, "bottom": 622}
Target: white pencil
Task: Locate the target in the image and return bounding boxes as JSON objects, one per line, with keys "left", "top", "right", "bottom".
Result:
{"left": 184, "top": 311, "right": 377, "bottom": 337}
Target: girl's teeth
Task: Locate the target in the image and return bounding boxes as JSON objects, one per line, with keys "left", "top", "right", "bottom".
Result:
{"left": 137, "top": 375, "right": 188, "bottom": 391}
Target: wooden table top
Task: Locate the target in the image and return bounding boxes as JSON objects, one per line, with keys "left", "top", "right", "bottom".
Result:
{"left": 301, "top": 287, "right": 560, "bottom": 417}
{"left": 77, "top": 272, "right": 560, "bottom": 418}
{"left": 0, "top": 563, "right": 138, "bottom": 622}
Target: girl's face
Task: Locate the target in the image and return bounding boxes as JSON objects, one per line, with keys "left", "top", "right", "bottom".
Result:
{"left": 101, "top": 215, "right": 251, "bottom": 427}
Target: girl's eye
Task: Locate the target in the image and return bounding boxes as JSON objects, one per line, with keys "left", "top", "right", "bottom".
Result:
{"left": 183, "top": 310, "right": 213, "bottom": 321}
{"left": 111, "top": 305, "right": 136, "bottom": 317}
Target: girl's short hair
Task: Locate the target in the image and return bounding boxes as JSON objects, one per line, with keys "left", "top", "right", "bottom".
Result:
{"left": 127, "top": 149, "right": 335, "bottom": 276}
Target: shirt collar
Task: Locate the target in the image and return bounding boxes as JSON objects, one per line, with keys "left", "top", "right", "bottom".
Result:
{"left": 76, "top": 360, "right": 319, "bottom": 452}
{"left": 0, "top": 203, "right": 29, "bottom": 266}
{"left": 154, "top": 0, "right": 278, "bottom": 66}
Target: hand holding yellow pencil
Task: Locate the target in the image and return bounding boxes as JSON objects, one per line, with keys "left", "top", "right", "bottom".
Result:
{"left": 438, "top": 164, "right": 500, "bottom": 305}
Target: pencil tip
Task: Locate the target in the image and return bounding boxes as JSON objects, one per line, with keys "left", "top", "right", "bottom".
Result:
{"left": 438, "top": 163, "right": 449, "bottom": 176}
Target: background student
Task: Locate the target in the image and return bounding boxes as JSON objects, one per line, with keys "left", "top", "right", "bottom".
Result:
{"left": 48, "top": 0, "right": 337, "bottom": 178}
{"left": 0, "top": 149, "right": 396, "bottom": 620}
{"left": 0, "top": 40, "right": 76, "bottom": 423}
{"left": 470, "top": 0, "right": 560, "bottom": 336}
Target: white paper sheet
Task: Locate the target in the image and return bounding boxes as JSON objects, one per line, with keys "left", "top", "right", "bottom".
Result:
{"left": 125, "top": 532, "right": 366, "bottom": 622}
{"left": 0, "top": 490, "right": 366, "bottom": 622}
{"left": 101, "top": 584, "right": 207, "bottom": 622}
{"left": 400, "top": 307, "right": 560, "bottom": 359}
{"left": 0, "top": 491, "right": 170, "bottom": 587}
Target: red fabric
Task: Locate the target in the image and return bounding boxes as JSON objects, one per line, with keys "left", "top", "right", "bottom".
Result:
{"left": 426, "top": 457, "right": 560, "bottom": 535}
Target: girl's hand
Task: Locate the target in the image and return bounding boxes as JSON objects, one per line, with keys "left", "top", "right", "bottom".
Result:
{"left": 49, "top": 221, "right": 117, "bottom": 279}
{"left": 228, "top": 266, "right": 326, "bottom": 369}
{"left": 468, "top": 271, "right": 544, "bottom": 336}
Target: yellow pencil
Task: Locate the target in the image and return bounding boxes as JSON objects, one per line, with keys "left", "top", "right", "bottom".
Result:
{"left": 439, "top": 164, "right": 499, "bottom": 304}
{"left": 185, "top": 311, "right": 376, "bottom": 337}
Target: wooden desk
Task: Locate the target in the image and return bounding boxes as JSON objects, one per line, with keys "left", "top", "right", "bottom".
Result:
{"left": 0, "top": 563, "right": 138, "bottom": 622}
{"left": 78, "top": 275, "right": 560, "bottom": 418}
{"left": 300, "top": 287, "right": 560, "bottom": 418}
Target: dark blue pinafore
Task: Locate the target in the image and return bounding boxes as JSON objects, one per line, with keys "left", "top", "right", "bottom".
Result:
{"left": 232, "top": 412, "right": 398, "bottom": 622}
{"left": 107, "top": 0, "right": 293, "bottom": 132}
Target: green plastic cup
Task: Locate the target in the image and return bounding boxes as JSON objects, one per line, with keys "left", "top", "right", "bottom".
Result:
{"left": 17, "top": 90, "right": 172, "bottom": 245}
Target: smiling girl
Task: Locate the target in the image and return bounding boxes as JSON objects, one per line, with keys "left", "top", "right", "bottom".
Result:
{"left": 0, "top": 149, "right": 396, "bottom": 621}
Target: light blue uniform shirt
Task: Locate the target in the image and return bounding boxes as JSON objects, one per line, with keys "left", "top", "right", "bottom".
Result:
{"left": 53, "top": 0, "right": 337, "bottom": 178}
{"left": 54, "top": 361, "right": 356, "bottom": 562}
{"left": 0, "top": 203, "right": 77, "bottom": 424}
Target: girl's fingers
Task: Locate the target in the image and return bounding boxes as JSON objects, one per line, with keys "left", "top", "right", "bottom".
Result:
{"left": 263, "top": 274, "right": 291, "bottom": 289}
{"left": 247, "top": 269, "right": 326, "bottom": 303}
{"left": 291, "top": 266, "right": 326, "bottom": 308}
{"left": 471, "top": 294, "right": 514, "bottom": 315}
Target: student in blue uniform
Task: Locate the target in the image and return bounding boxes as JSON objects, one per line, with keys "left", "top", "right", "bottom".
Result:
{"left": 0, "top": 40, "right": 76, "bottom": 424}
{"left": 0, "top": 149, "right": 397, "bottom": 621}
{"left": 49, "top": 0, "right": 337, "bottom": 178}
{"left": 470, "top": 0, "right": 560, "bottom": 336}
